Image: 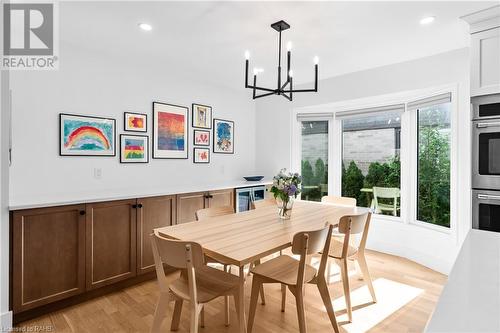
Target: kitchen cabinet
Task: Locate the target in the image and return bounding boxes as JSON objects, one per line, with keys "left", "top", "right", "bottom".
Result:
{"left": 85, "top": 199, "right": 137, "bottom": 289}
{"left": 136, "top": 195, "right": 176, "bottom": 274}
{"left": 11, "top": 204, "right": 86, "bottom": 312}
{"left": 471, "top": 27, "right": 500, "bottom": 96}
{"left": 176, "top": 188, "right": 235, "bottom": 224}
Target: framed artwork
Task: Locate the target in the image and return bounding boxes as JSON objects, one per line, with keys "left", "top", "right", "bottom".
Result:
{"left": 193, "top": 147, "right": 210, "bottom": 163}
{"left": 192, "top": 103, "right": 212, "bottom": 129}
{"left": 193, "top": 129, "right": 210, "bottom": 146}
{"left": 124, "top": 112, "right": 147, "bottom": 132}
{"left": 60, "top": 113, "right": 116, "bottom": 156}
{"left": 213, "top": 118, "right": 234, "bottom": 154}
{"left": 153, "top": 102, "right": 189, "bottom": 159}
{"left": 120, "top": 134, "right": 149, "bottom": 163}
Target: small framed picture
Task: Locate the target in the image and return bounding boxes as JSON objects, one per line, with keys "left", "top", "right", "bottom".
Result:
{"left": 120, "top": 134, "right": 149, "bottom": 163}
{"left": 213, "top": 118, "right": 234, "bottom": 154}
{"left": 124, "top": 112, "right": 147, "bottom": 132}
{"left": 192, "top": 103, "right": 212, "bottom": 129}
{"left": 193, "top": 130, "right": 210, "bottom": 146}
{"left": 60, "top": 113, "right": 116, "bottom": 156}
{"left": 193, "top": 147, "right": 210, "bottom": 163}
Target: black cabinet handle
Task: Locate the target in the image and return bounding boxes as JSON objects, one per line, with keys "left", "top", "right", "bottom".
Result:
{"left": 206, "top": 194, "right": 213, "bottom": 199}
{"left": 132, "top": 204, "right": 138, "bottom": 209}
{"left": 137, "top": 204, "right": 143, "bottom": 208}
{"left": 79, "top": 210, "right": 85, "bottom": 216}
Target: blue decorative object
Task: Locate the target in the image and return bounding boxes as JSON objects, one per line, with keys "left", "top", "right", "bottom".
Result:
{"left": 244, "top": 176, "right": 264, "bottom": 181}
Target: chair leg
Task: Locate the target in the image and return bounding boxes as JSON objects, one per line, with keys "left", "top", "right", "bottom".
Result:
{"left": 354, "top": 259, "right": 363, "bottom": 281}
{"left": 200, "top": 305, "right": 205, "bottom": 328}
{"left": 317, "top": 278, "right": 340, "bottom": 333}
{"left": 294, "top": 288, "right": 307, "bottom": 333}
{"left": 281, "top": 284, "right": 287, "bottom": 312}
{"left": 151, "top": 292, "right": 170, "bottom": 333}
{"left": 253, "top": 259, "right": 266, "bottom": 305}
{"left": 223, "top": 265, "right": 230, "bottom": 326}
{"left": 190, "top": 304, "right": 200, "bottom": 333}
{"left": 357, "top": 254, "right": 377, "bottom": 303}
{"left": 340, "top": 258, "right": 353, "bottom": 323}
{"left": 247, "top": 276, "right": 262, "bottom": 333}
{"left": 170, "top": 299, "right": 184, "bottom": 331}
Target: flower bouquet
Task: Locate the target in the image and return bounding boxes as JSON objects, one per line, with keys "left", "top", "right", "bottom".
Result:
{"left": 270, "top": 169, "right": 302, "bottom": 219}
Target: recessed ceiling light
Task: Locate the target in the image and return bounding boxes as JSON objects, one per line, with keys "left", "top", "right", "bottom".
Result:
{"left": 138, "top": 23, "right": 152, "bottom": 31}
{"left": 420, "top": 16, "right": 435, "bottom": 25}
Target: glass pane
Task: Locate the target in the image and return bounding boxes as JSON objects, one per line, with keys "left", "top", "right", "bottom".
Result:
{"left": 238, "top": 191, "right": 250, "bottom": 212}
{"left": 342, "top": 112, "right": 401, "bottom": 216}
{"left": 479, "top": 203, "right": 500, "bottom": 232}
{"left": 253, "top": 188, "right": 265, "bottom": 201}
{"left": 301, "top": 121, "right": 328, "bottom": 202}
{"left": 479, "top": 132, "right": 500, "bottom": 175}
{"left": 417, "top": 102, "right": 451, "bottom": 227}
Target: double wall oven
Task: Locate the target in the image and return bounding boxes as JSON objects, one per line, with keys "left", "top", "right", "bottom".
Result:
{"left": 472, "top": 94, "right": 500, "bottom": 232}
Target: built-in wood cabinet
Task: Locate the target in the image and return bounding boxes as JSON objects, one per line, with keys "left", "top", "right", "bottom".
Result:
{"left": 136, "top": 195, "right": 176, "bottom": 274}
{"left": 471, "top": 27, "right": 500, "bottom": 96}
{"left": 11, "top": 204, "right": 86, "bottom": 312}
{"left": 176, "top": 188, "right": 234, "bottom": 224}
{"left": 10, "top": 186, "right": 238, "bottom": 319}
{"left": 85, "top": 199, "right": 137, "bottom": 290}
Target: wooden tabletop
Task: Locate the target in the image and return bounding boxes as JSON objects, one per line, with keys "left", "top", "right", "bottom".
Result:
{"left": 156, "top": 200, "right": 369, "bottom": 267}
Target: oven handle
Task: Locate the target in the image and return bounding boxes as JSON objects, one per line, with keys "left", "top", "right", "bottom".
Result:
{"left": 477, "top": 194, "right": 500, "bottom": 201}
{"left": 476, "top": 122, "right": 500, "bottom": 128}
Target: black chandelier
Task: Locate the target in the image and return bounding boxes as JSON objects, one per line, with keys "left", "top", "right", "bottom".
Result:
{"left": 244, "top": 20, "right": 319, "bottom": 101}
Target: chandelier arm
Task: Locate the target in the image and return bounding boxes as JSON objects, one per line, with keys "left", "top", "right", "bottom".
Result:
{"left": 253, "top": 91, "right": 278, "bottom": 100}
{"left": 281, "top": 93, "right": 292, "bottom": 101}
{"left": 247, "top": 85, "right": 276, "bottom": 93}
{"left": 280, "top": 79, "right": 290, "bottom": 91}
{"left": 277, "top": 30, "right": 282, "bottom": 91}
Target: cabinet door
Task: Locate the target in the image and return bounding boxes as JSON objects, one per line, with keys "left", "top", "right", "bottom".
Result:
{"left": 176, "top": 192, "right": 207, "bottom": 224}
{"left": 12, "top": 204, "right": 86, "bottom": 312}
{"left": 137, "top": 195, "right": 176, "bottom": 274}
{"left": 471, "top": 27, "right": 500, "bottom": 96}
{"left": 209, "top": 188, "right": 235, "bottom": 209}
{"left": 86, "top": 199, "right": 137, "bottom": 290}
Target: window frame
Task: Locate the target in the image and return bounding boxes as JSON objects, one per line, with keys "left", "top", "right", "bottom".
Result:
{"left": 291, "top": 84, "right": 458, "bottom": 237}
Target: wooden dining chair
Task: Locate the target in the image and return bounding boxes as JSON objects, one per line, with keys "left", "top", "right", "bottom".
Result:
{"left": 150, "top": 231, "right": 241, "bottom": 333}
{"left": 321, "top": 195, "right": 357, "bottom": 207}
{"left": 247, "top": 224, "right": 339, "bottom": 333}
{"left": 195, "top": 205, "right": 265, "bottom": 326}
{"left": 251, "top": 197, "right": 276, "bottom": 210}
{"left": 372, "top": 187, "right": 400, "bottom": 216}
{"left": 327, "top": 212, "right": 377, "bottom": 323}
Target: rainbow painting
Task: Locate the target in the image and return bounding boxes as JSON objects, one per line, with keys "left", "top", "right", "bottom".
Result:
{"left": 153, "top": 102, "right": 188, "bottom": 159}
{"left": 60, "top": 114, "right": 115, "bottom": 156}
{"left": 120, "top": 134, "right": 149, "bottom": 163}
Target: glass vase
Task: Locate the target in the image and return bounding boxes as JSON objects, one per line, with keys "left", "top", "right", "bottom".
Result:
{"left": 276, "top": 196, "right": 294, "bottom": 219}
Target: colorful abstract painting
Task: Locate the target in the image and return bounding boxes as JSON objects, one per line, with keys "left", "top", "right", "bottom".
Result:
{"left": 193, "top": 130, "right": 210, "bottom": 146}
{"left": 193, "top": 147, "right": 210, "bottom": 163}
{"left": 120, "top": 134, "right": 148, "bottom": 163}
{"left": 213, "top": 118, "right": 234, "bottom": 154}
{"left": 124, "top": 112, "right": 147, "bottom": 132}
{"left": 60, "top": 114, "right": 115, "bottom": 156}
{"left": 153, "top": 102, "right": 188, "bottom": 159}
{"left": 192, "top": 104, "right": 212, "bottom": 129}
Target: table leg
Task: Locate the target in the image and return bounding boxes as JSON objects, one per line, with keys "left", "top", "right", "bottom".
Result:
{"left": 238, "top": 266, "right": 247, "bottom": 333}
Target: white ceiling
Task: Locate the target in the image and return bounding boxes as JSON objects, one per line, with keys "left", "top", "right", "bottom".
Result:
{"left": 60, "top": 1, "right": 497, "bottom": 90}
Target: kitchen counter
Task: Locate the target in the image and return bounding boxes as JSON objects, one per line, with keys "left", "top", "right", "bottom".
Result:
{"left": 9, "top": 178, "right": 272, "bottom": 210}
{"left": 425, "top": 229, "right": 500, "bottom": 332}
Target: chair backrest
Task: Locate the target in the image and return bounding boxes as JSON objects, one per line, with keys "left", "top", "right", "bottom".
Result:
{"left": 195, "top": 205, "right": 234, "bottom": 221}
{"left": 151, "top": 230, "right": 205, "bottom": 269}
{"left": 373, "top": 187, "right": 400, "bottom": 199}
{"left": 337, "top": 212, "right": 372, "bottom": 258}
{"left": 252, "top": 198, "right": 276, "bottom": 210}
{"left": 291, "top": 224, "right": 333, "bottom": 287}
{"left": 321, "top": 195, "right": 356, "bottom": 207}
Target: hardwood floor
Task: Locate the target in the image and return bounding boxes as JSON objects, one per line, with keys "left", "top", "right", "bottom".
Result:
{"left": 17, "top": 250, "right": 446, "bottom": 333}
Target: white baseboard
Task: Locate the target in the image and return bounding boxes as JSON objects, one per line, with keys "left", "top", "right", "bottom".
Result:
{"left": 0, "top": 310, "right": 12, "bottom": 331}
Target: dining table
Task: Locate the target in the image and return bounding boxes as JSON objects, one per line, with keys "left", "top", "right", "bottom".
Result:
{"left": 155, "top": 199, "right": 369, "bottom": 333}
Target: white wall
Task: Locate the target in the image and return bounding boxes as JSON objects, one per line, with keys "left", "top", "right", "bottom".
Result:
{"left": 9, "top": 42, "right": 256, "bottom": 206}
{"left": 255, "top": 48, "right": 471, "bottom": 274}
{"left": 0, "top": 70, "right": 12, "bottom": 329}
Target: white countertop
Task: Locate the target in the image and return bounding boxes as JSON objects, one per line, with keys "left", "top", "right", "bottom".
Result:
{"left": 9, "top": 179, "right": 273, "bottom": 210}
{"left": 426, "top": 229, "right": 500, "bottom": 333}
